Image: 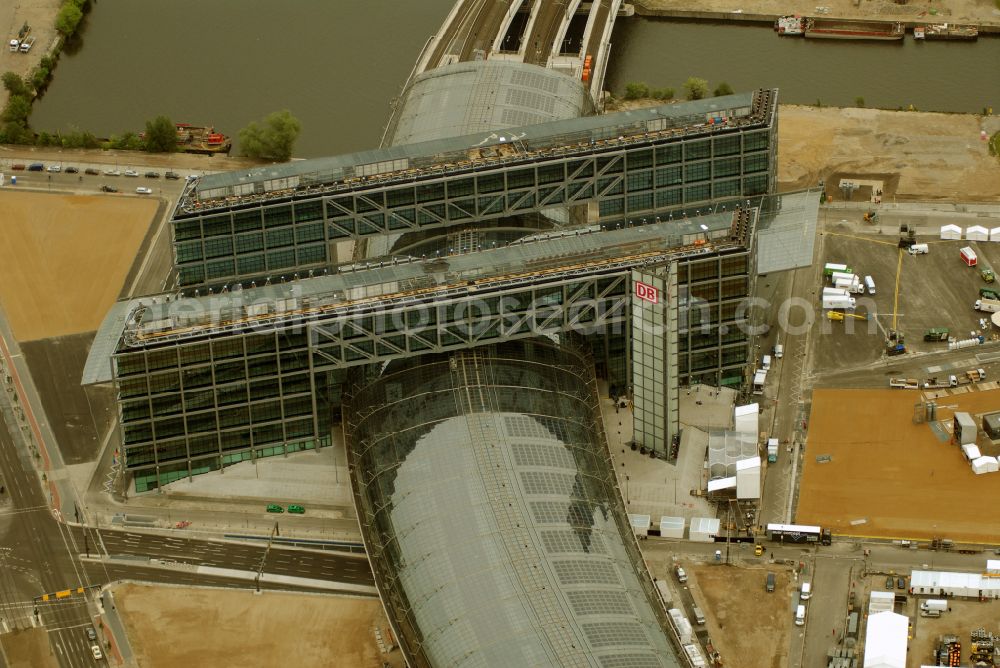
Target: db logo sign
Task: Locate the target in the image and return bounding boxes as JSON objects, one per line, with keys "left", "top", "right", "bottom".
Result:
{"left": 635, "top": 281, "right": 658, "bottom": 304}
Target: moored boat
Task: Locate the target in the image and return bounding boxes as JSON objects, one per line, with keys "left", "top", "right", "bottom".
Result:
{"left": 804, "top": 18, "right": 904, "bottom": 40}
{"left": 774, "top": 15, "right": 805, "bottom": 36}
{"left": 916, "top": 23, "right": 978, "bottom": 40}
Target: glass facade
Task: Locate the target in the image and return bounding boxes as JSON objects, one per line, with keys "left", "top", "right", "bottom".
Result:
{"left": 115, "top": 328, "right": 340, "bottom": 492}
{"left": 343, "top": 341, "right": 682, "bottom": 668}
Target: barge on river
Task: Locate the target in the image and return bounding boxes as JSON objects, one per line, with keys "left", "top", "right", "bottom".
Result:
{"left": 776, "top": 16, "right": 904, "bottom": 40}
{"left": 913, "top": 23, "right": 978, "bottom": 40}
{"left": 175, "top": 124, "right": 232, "bottom": 155}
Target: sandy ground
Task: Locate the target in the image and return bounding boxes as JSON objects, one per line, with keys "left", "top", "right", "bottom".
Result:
{"left": 608, "top": 99, "right": 1000, "bottom": 202}
{"left": 687, "top": 563, "right": 795, "bottom": 668}
{"left": 114, "top": 583, "right": 403, "bottom": 668}
{"left": 0, "top": 0, "right": 63, "bottom": 108}
{"left": 797, "top": 388, "right": 1000, "bottom": 542}
{"left": 0, "top": 627, "right": 58, "bottom": 668}
{"left": 0, "top": 190, "right": 156, "bottom": 341}
{"left": 778, "top": 105, "right": 1000, "bottom": 201}
{"left": 636, "top": 0, "right": 1000, "bottom": 26}
{"left": 906, "top": 598, "right": 1000, "bottom": 667}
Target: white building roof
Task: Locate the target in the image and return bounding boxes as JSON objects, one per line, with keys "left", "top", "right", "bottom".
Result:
{"left": 707, "top": 477, "right": 736, "bottom": 492}
{"left": 910, "top": 569, "right": 1000, "bottom": 593}
{"left": 868, "top": 590, "right": 894, "bottom": 614}
{"left": 863, "top": 611, "right": 908, "bottom": 668}
{"left": 736, "top": 456, "right": 761, "bottom": 471}
{"left": 987, "top": 559, "right": 1000, "bottom": 574}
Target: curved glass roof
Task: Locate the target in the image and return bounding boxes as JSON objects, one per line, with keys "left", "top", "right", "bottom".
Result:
{"left": 346, "top": 342, "right": 681, "bottom": 667}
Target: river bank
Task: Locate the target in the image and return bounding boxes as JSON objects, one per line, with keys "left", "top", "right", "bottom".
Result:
{"left": 634, "top": 0, "right": 1000, "bottom": 30}
{"left": 609, "top": 99, "right": 1000, "bottom": 201}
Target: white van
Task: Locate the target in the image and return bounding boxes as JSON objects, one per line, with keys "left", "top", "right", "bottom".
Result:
{"left": 908, "top": 244, "right": 929, "bottom": 255}
{"left": 794, "top": 604, "right": 806, "bottom": 626}
{"left": 691, "top": 606, "right": 706, "bottom": 625}
{"left": 762, "top": 355, "right": 772, "bottom": 371}
{"left": 864, "top": 275, "right": 875, "bottom": 295}
{"left": 773, "top": 343, "right": 784, "bottom": 359}
{"left": 800, "top": 582, "right": 812, "bottom": 600}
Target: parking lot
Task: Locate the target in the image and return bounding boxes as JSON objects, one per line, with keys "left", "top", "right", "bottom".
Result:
{"left": 809, "top": 223, "right": 1000, "bottom": 378}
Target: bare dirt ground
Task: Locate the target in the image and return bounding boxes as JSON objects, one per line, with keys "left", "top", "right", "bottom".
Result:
{"left": 608, "top": 99, "right": 1000, "bottom": 202}
{"left": 778, "top": 105, "right": 1000, "bottom": 201}
{"left": 797, "top": 388, "right": 1000, "bottom": 542}
{"left": 114, "top": 583, "right": 403, "bottom": 668}
{"left": 687, "top": 563, "right": 795, "bottom": 668}
{"left": 0, "top": 190, "right": 156, "bottom": 341}
{"left": 906, "top": 599, "right": 1000, "bottom": 667}
{"left": 0, "top": 627, "right": 58, "bottom": 668}
{"left": 636, "top": 0, "right": 1000, "bottom": 27}
{"left": 0, "top": 0, "right": 63, "bottom": 108}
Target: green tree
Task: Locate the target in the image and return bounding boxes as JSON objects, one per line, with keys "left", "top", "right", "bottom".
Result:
{"left": 55, "top": 3, "right": 84, "bottom": 37}
{"left": 239, "top": 109, "right": 302, "bottom": 161}
{"left": 623, "top": 82, "right": 650, "bottom": 100}
{"left": 2, "top": 95, "right": 31, "bottom": 124}
{"left": 855, "top": 96, "right": 865, "bottom": 108}
{"left": 713, "top": 82, "right": 734, "bottom": 97}
{"left": 652, "top": 88, "right": 674, "bottom": 100}
{"left": 144, "top": 115, "right": 176, "bottom": 152}
{"left": 682, "top": 77, "right": 709, "bottom": 101}
{"left": 2, "top": 72, "right": 30, "bottom": 97}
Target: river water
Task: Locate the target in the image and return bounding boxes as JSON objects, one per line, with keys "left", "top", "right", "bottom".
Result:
{"left": 31, "top": 2, "right": 1000, "bottom": 158}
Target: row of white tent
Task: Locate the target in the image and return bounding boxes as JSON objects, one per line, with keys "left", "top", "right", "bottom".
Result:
{"left": 629, "top": 515, "right": 721, "bottom": 542}
{"left": 960, "top": 443, "right": 1000, "bottom": 475}
{"left": 940, "top": 224, "right": 1000, "bottom": 241}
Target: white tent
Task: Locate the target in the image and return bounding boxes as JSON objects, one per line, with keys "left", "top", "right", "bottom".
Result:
{"left": 735, "top": 456, "right": 761, "bottom": 499}
{"left": 966, "top": 225, "right": 989, "bottom": 241}
{"left": 629, "top": 514, "right": 651, "bottom": 536}
{"left": 659, "top": 516, "right": 686, "bottom": 539}
{"left": 733, "top": 403, "right": 759, "bottom": 435}
{"left": 972, "top": 456, "right": 991, "bottom": 475}
{"left": 707, "top": 477, "right": 736, "bottom": 492}
{"left": 910, "top": 569, "right": 1000, "bottom": 598}
{"left": 689, "top": 517, "right": 720, "bottom": 542}
{"left": 984, "top": 455, "right": 999, "bottom": 473}
{"left": 863, "top": 611, "right": 908, "bottom": 668}
{"left": 868, "top": 590, "right": 894, "bottom": 614}
{"left": 962, "top": 443, "right": 982, "bottom": 461}
{"left": 940, "top": 224, "right": 962, "bottom": 240}
{"left": 987, "top": 559, "right": 1000, "bottom": 575}
{"left": 991, "top": 227, "right": 1000, "bottom": 242}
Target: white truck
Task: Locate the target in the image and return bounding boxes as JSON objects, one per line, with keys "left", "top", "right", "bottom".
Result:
{"left": 822, "top": 295, "right": 856, "bottom": 310}
{"left": 18, "top": 36, "right": 34, "bottom": 53}
{"left": 767, "top": 438, "right": 779, "bottom": 463}
{"left": 920, "top": 599, "right": 947, "bottom": 614}
{"left": 864, "top": 275, "right": 876, "bottom": 295}
{"left": 833, "top": 278, "right": 864, "bottom": 294}
{"left": 752, "top": 369, "right": 767, "bottom": 395}
{"left": 830, "top": 271, "right": 856, "bottom": 284}
{"left": 975, "top": 298, "right": 1000, "bottom": 313}
{"left": 908, "top": 243, "right": 929, "bottom": 255}
{"left": 823, "top": 287, "right": 850, "bottom": 297}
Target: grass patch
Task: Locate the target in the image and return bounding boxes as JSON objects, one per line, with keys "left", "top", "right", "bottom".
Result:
{"left": 989, "top": 131, "right": 1000, "bottom": 159}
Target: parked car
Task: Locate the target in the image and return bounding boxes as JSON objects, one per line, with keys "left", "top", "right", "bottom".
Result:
{"left": 28, "top": 163, "right": 44, "bottom": 171}
{"left": 86, "top": 627, "right": 97, "bottom": 641}
{"left": 65, "top": 166, "right": 79, "bottom": 174}
{"left": 766, "top": 572, "right": 776, "bottom": 593}
{"left": 101, "top": 185, "right": 118, "bottom": 193}
{"left": 754, "top": 544, "right": 764, "bottom": 557}
{"left": 897, "top": 576, "right": 906, "bottom": 590}
{"left": 123, "top": 169, "right": 139, "bottom": 177}
{"left": 46, "top": 164, "right": 61, "bottom": 172}
{"left": 674, "top": 565, "right": 687, "bottom": 583}
{"left": 885, "top": 576, "right": 894, "bottom": 589}
{"left": 135, "top": 186, "right": 153, "bottom": 195}
{"left": 11, "top": 164, "right": 25, "bottom": 171}
{"left": 85, "top": 167, "right": 100, "bottom": 175}
{"left": 144, "top": 171, "right": 160, "bottom": 178}
{"left": 164, "top": 171, "right": 180, "bottom": 180}
{"left": 266, "top": 503, "right": 284, "bottom": 513}
{"left": 288, "top": 504, "right": 305, "bottom": 514}
{"left": 91, "top": 645, "right": 103, "bottom": 660}
{"left": 103, "top": 168, "right": 121, "bottom": 176}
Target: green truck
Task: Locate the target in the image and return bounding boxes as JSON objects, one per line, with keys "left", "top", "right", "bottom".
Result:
{"left": 923, "top": 328, "right": 950, "bottom": 342}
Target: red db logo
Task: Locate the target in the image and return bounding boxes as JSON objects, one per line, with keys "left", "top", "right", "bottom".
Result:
{"left": 635, "top": 281, "right": 658, "bottom": 304}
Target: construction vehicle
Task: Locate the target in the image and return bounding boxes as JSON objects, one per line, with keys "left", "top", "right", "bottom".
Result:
{"left": 898, "top": 224, "right": 916, "bottom": 249}
{"left": 886, "top": 329, "right": 906, "bottom": 356}
{"left": 923, "top": 327, "right": 950, "bottom": 341}
{"left": 967, "top": 368, "right": 987, "bottom": 382}
{"left": 983, "top": 268, "right": 995, "bottom": 283}
{"left": 827, "top": 310, "right": 869, "bottom": 322}
{"left": 863, "top": 210, "right": 879, "bottom": 223}
{"left": 975, "top": 298, "right": 1000, "bottom": 312}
